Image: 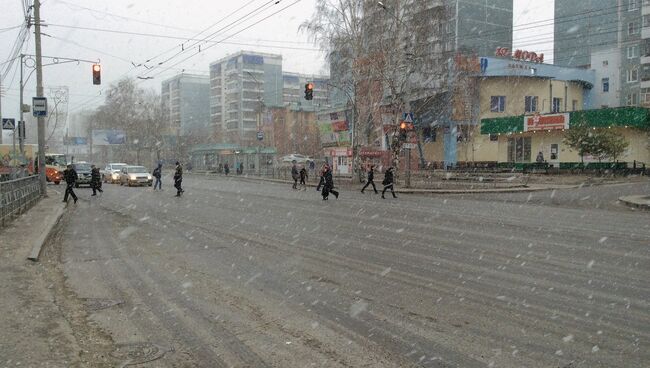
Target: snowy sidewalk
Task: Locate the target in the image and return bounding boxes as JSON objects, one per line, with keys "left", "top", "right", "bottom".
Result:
{"left": 0, "top": 192, "right": 80, "bottom": 366}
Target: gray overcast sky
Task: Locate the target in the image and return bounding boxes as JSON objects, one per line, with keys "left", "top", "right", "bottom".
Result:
{"left": 1, "top": 0, "right": 553, "bottom": 136}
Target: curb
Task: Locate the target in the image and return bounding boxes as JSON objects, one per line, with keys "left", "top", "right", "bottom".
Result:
{"left": 187, "top": 172, "right": 573, "bottom": 194}
{"left": 27, "top": 203, "right": 64, "bottom": 262}
{"left": 618, "top": 195, "right": 650, "bottom": 211}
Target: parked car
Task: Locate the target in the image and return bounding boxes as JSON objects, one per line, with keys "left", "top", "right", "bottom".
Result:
{"left": 119, "top": 166, "right": 153, "bottom": 187}
{"left": 72, "top": 162, "right": 93, "bottom": 188}
{"left": 102, "top": 163, "right": 127, "bottom": 183}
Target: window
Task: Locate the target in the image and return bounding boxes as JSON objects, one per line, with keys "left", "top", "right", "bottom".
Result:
{"left": 628, "top": 45, "right": 639, "bottom": 58}
{"left": 644, "top": 14, "right": 650, "bottom": 28}
{"left": 629, "top": 0, "right": 638, "bottom": 11}
{"left": 489, "top": 134, "right": 499, "bottom": 142}
{"left": 524, "top": 96, "right": 538, "bottom": 113}
{"left": 641, "top": 63, "right": 650, "bottom": 81}
{"left": 641, "top": 88, "right": 650, "bottom": 104}
{"left": 602, "top": 60, "right": 609, "bottom": 67}
{"left": 490, "top": 96, "right": 506, "bottom": 112}
{"left": 572, "top": 99, "right": 579, "bottom": 111}
{"left": 507, "top": 137, "right": 532, "bottom": 163}
{"left": 627, "top": 67, "right": 639, "bottom": 82}
{"left": 626, "top": 92, "right": 639, "bottom": 106}
{"left": 602, "top": 78, "right": 610, "bottom": 92}
{"left": 629, "top": 22, "right": 639, "bottom": 35}
{"left": 552, "top": 97, "right": 562, "bottom": 113}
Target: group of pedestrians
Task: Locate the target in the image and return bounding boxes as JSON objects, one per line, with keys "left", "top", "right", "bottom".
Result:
{"left": 292, "top": 161, "right": 396, "bottom": 201}
{"left": 61, "top": 161, "right": 185, "bottom": 204}
{"left": 361, "top": 165, "right": 397, "bottom": 199}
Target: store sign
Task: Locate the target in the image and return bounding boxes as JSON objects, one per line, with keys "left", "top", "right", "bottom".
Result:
{"left": 495, "top": 47, "right": 544, "bottom": 63}
{"left": 331, "top": 120, "right": 349, "bottom": 132}
{"left": 523, "top": 113, "right": 569, "bottom": 132}
{"left": 359, "top": 149, "right": 384, "bottom": 157}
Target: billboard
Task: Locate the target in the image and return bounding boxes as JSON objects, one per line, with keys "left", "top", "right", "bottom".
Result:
{"left": 91, "top": 130, "right": 126, "bottom": 145}
{"left": 523, "top": 113, "right": 569, "bottom": 132}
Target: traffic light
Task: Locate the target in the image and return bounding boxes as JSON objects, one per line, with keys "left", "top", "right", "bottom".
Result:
{"left": 304, "top": 83, "right": 314, "bottom": 100}
{"left": 399, "top": 121, "right": 408, "bottom": 141}
{"left": 92, "top": 64, "right": 101, "bottom": 85}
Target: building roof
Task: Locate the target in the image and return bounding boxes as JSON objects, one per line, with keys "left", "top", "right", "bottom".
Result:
{"left": 209, "top": 50, "right": 283, "bottom": 66}
{"left": 479, "top": 56, "right": 595, "bottom": 88}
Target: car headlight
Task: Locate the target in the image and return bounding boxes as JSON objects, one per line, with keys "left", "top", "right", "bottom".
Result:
{"left": 112, "top": 173, "right": 119, "bottom": 178}
{"left": 129, "top": 174, "right": 137, "bottom": 180}
{"left": 147, "top": 174, "right": 152, "bottom": 180}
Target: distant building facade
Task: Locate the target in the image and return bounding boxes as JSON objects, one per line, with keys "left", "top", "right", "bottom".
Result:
{"left": 161, "top": 73, "right": 210, "bottom": 136}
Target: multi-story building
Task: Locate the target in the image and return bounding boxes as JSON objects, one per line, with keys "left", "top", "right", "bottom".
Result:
{"left": 282, "top": 72, "right": 330, "bottom": 110}
{"left": 160, "top": 73, "right": 210, "bottom": 136}
{"left": 209, "top": 51, "right": 283, "bottom": 145}
{"left": 554, "top": 0, "right": 650, "bottom": 108}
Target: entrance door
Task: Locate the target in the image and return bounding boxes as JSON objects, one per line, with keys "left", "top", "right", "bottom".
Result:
{"left": 507, "top": 137, "right": 532, "bottom": 162}
{"left": 549, "top": 143, "right": 559, "bottom": 167}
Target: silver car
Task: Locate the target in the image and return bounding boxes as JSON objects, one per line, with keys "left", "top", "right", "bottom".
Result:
{"left": 119, "top": 166, "right": 153, "bottom": 187}
{"left": 102, "top": 163, "right": 127, "bottom": 183}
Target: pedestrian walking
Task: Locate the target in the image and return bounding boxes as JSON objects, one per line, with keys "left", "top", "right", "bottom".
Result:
{"left": 299, "top": 166, "right": 308, "bottom": 190}
{"left": 316, "top": 163, "right": 328, "bottom": 191}
{"left": 152, "top": 163, "right": 162, "bottom": 190}
{"left": 90, "top": 164, "right": 103, "bottom": 196}
{"left": 173, "top": 161, "right": 184, "bottom": 197}
{"left": 62, "top": 164, "right": 78, "bottom": 204}
{"left": 360, "top": 165, "right": 378, "bottom": 194}
{"left": 224, "top": 163, "right": 230, "bottom": 176}
{"left": 291, "top": 160, "right": 299, "bottom": 189}
{"left": 381, "top": 167, "right": 397, "bottom": 199}
{"left": 321, "top": 166, "right": 339, "bottom": 200}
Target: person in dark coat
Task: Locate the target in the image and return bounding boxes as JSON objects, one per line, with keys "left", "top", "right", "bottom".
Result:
{"left": 173, "top": 161, "right": 184, "bottom": 197}
{"left": 224, "top": 163, "right": 230, "bottom": 175}
{"left": 360, "top": 165, "right": 378, "bottom": 194}
{"left": 62, "top": 164, "right": 78, "bottom": 203}
{"left": 381, "top": 167, "right": 397, "bottom": 199}
{"left": 316, "top": 163, "right": 328, "bottom": 191}
{"left": 299, "top": 167, "right": 308, "bottom": 190}
{"left": 90, "top": 164, "right": 103, "bottom": 196}
{"left": 291, "top": 161, "right": 299, "bottom": 189}
{"left": 321, "top": 166, "right": 339, "bottom": 200}
{"left": 152, "top": 163, "right": 162, "bottom": 190}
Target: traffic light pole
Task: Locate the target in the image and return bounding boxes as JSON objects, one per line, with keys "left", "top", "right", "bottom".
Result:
{"left": 34, "top": 0, "right": 47, "bottom": 196}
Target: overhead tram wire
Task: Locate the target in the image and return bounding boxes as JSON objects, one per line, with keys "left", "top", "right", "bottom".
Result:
{"left": 138, "top": 0, "right": 261, "bottom": 67}
{"left": 46, "top": 24, "right": 320, "bottom": 51}
{"left": 148, "top": 0, "right": 304, "bottom": 79}
{"left": 65, "top": 1, "right": 292, "bottom": 114}
{"left": 140, "top": 0, "right": 282, "bottom": 77}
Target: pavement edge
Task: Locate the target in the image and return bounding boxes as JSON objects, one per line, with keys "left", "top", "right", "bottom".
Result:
{"left": 27, "top": 200, "right": 65, "bottom": 262}
{"left": 618, "top": 195, "right": 650, "bottom": 210}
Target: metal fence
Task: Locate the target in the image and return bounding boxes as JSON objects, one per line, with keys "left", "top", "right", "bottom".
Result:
{"left": 1, "top": 176, "right": 42, "bottom": 228}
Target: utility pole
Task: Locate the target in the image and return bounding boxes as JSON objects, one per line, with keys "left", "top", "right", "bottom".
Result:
{"left": 34, "top": 0, "right": 47, "bottom": 195}
{"left": 0, "top": 78, "right": 3, "bottom": 144}
{"left": 19, "top": 54, "right": 24, "bottom": 155}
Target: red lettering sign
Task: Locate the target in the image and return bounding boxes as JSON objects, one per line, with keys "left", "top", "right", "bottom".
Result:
{"left": 495, "top": 47, "right": 544, "bottom": 63}
{"left": 524, "top": 113, "right": 569, "bottom": 132}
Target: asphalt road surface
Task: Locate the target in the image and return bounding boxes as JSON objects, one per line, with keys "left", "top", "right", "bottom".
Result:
{"left": 52, "top": 175, "right": 650, "bottom": 367}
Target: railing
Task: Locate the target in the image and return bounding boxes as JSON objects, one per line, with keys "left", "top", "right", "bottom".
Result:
{"left": 1, "top": 176, "right": 42, "bottom": 228}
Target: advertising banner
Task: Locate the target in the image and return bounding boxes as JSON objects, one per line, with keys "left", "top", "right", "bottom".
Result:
{"left": 91, "top": 129, "right": 126, "bottom": 145}
{"left": 523, "top": 113, "right": 569, "bottom": 132}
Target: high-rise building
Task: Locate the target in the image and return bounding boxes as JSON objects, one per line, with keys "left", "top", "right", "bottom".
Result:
{"left": 282, "top": 72, "right": 330, "bottom": 110}
{"left": 161, "top": 73, "right": 210, "bottom": 136}
{"left": 554, "top": 0, "right": 648, "bottom": 108}
{"left": 209, "top": 51, "right": 283, "bottom": 144}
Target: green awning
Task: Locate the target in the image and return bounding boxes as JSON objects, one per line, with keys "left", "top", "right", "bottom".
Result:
{"left": 480, "top": 107, "right": 650, "bottom": 134}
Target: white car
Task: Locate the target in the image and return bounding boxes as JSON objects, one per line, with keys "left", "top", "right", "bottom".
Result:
{"left": 119, "top": 166, "right": 153, "bottom": 187}
{"left": 102, "top": 163, "right": 128, "bottom": 183}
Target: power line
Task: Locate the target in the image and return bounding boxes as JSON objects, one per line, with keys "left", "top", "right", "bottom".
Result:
{"left": 46, "top": 23, "right": 321, "bottom": 51}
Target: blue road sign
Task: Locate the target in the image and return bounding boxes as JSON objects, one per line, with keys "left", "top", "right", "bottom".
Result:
{"left": 257, "top": 130, "right": 264, "bottom": 141}
{"left": 2, "top": 118, "right": 16, "bottom": 130}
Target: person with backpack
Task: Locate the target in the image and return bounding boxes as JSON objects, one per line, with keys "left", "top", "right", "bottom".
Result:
{"left": 62, "top": 164, "right": 78, "bottom": 204}
{"left": 381, "top": 167, "right": 397, "bottom": 199}
{"left": 299, "top": 166, "right": 308, "bottom": 190}
{"left": 90, "top": 164, "right": 103, "bottom": 196}
{"left": 152, "top": 163, "right": 162, "bottom": 190}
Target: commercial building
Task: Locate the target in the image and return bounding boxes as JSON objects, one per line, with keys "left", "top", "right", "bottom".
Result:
{"left": 161, "top": 73, "right": 210, "bottom": 137}
{"left": 209, "top": 51, "right": 283, "bottom": 145}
